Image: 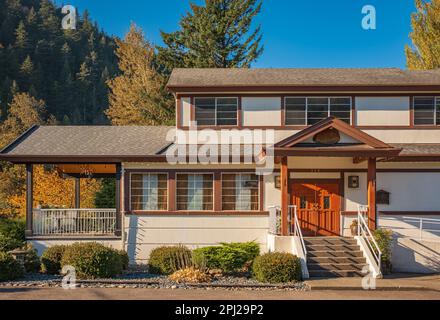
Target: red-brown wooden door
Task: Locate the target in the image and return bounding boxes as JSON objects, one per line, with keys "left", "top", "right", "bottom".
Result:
{"left": 291, "top": 180, "right": 341, "bottom": 237}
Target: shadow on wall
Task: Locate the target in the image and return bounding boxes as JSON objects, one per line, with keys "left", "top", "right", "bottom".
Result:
{"left": 392, "top": 237, "right": 440, "bottom": 274}
{"left": 126, "top": 215, "right": 147, "bottom": 265}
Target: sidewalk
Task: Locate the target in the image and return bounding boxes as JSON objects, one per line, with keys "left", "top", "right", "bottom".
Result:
{"left": 305, "top": 274, "right": 440, "bottom": 291}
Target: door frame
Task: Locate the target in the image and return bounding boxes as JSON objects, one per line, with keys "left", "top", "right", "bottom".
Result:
{"left": 290, "top": 178, "right": 344, "bottom": 236}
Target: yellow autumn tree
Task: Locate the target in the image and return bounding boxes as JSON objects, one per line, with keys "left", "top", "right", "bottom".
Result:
{"left": 8, "top": 166, "right": 102, "bottom": 217}
{"left": 106, "top": 23, "right": 174, "bottom": 125}
{"left": 406, "top": 0, "right": 440, "bottom": 70}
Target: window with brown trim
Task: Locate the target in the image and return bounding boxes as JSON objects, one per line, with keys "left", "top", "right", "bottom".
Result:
{"left": 414, "top": 97, "right": 440, "bottom": 125}
{"left": 285, "top": 97, "right": 351, "bottom": 125}
{"left": 177, "top": 174, "right": 214, "bottom": 211}
{"left": 222, "top": 174, "right": 259, "bottom": 211}
{"left": 194, "top": 97, "right": 238, "bottom": 126}
{"left": 130, "top": 174, "right": 168, "bottom": 211}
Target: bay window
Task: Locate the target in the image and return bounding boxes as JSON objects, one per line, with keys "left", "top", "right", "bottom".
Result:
{"left": 130, "top": 174, "right": 168, "bottom": 211}
{"left": 285, "top": 97, "right": 351, "bottom": 125}
{"left": 177, "top": 174, "right": 214, "bottom": 211}
{"left": 222, "top": 174, "right": 259, "bottom": 211}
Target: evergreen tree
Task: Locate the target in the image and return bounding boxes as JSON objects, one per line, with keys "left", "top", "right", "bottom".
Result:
{"left": 158, "top": 0, "right": 264, "bottom": 70}
{"left": 406, "top": 0, "right": 440, "bottom": 70}
{"left": 106, "top": 23, "right": 174, "bottom": 125}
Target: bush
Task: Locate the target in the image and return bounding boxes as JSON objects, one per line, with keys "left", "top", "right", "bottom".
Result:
{"left": 148, "top": 246, "right": 192, "bottom": 275}
{"left": 169, "top": 267, "right": 212, "bottom": 284}
{"left": 0, "top": 218, "right": 25, "bottom": 252}
{"left": 41, "top": 245, "right": 67, "bottom": 275}
{"left": 252, "top": 252, "right": 302, "bottom": 284}
{"left": 192, "top": 242, "right": 260, "bottom": 273}
{"left": 373, "top": 229, "right": 394, "bottom": 274}
{"left": 117, "top": 250, "right": 130, "bottom": 271}
{"left": 22, "top": 244, "right": 40, "bottom": 273}
{"left": 61, "top": 243, "right": 123, "bottom": 279}
{"left": 0, "top": 252, "right": 24, "bottom": 282}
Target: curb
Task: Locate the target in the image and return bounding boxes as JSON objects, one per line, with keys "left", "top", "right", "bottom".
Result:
{"left": 308, "top": 285, "right": 440, "bottom": 292}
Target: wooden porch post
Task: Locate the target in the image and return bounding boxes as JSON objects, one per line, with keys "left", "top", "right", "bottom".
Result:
{"left": 281, "top": 156, "right": 289, "bottom": 236}
{"left": 115, "top": 163, "right": 122, "bottom": 237}
{"left": 25, "top": 164, "right": 33, "bottom": 237}
{"left": 74, "top": 177, "right": 81, "bottom": 209}
{"left": 367, "top": 158, "right": 377, "bottom": 230}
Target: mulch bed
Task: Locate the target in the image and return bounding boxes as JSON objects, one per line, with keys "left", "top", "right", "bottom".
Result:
{"left": 0, "top": 272, "right": 309, "bottom": 291}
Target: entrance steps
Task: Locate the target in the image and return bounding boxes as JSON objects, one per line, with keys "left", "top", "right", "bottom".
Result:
{"left": 305, "top": 237, "right": 367, "bottom": 278}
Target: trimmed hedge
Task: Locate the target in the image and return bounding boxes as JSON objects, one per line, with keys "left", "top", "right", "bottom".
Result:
{"left": 252, "top": 252, "right": 302, "bottom": 284}
{"left": 192, "top": 242, "right": 260, "bottom": 273}
{"left": 149, "top": 246, "right": 192, "bottom": 275}
{"left": 41, "top": 245, "right": 68, "bottom": 275}
{"left": 0, "top": 251, "right": 24, "bottom": 282}
{"left": 23, "top": 244, "right": 41, "bottom": 273}
{"left": 118, "top": 250, "right": 130, "bottom": 271}
{"left": 60, "top": 243, "right": 124, "bottom": 279}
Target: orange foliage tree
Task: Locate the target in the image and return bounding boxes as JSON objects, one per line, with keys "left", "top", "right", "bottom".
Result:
{"left": 8, "top": 166, "right": 102, "bottom": 217}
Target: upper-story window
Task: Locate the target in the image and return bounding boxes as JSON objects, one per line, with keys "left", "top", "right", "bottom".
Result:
{"left": 414, "top": 97, "right": 440, "bottom": 126}
{"left": 194, "top": 97, "right": 238, "bottom": 126}
{"left": 285, "top": 97, "right": 352, "bottom": 125}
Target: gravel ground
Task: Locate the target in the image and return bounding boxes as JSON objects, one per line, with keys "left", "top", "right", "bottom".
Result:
{"left": 0, "top": 272, "right": 309, "bottom": 291}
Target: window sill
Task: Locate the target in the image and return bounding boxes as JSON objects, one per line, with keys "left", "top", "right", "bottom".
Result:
{"left": 126, "top": 211, "right": 269, "bottom": 216}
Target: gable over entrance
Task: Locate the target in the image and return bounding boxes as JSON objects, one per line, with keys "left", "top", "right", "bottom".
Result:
{"left": 272, "top": 117, "right": 402, "bottom": 158}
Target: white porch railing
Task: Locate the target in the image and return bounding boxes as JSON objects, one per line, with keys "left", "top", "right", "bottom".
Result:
{"left": 290, "top": 205, "right": 307, "bottom": 262}
{"left": 357, "top": 205, "right": 382, "bottom": 275}
{"left": 32, "top": 209, "right": 117, "bottom": 237}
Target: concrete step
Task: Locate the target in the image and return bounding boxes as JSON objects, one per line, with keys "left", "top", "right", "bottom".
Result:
{"left": 308, "top": 270, "right": 364, "bottom": 278}
{"left": 307, "top": 244, "right": 361, "bottom": 252}
{"left": 307, "top": 263, "right": 366, "bottom": 272}
{"left": 308, "top": 250, "right": 364, "bottom": 258}
{"left": 308, "top": 256, "right": 366, "bottom": 264}
{"left": 304, "top": 237, "right": 357, "bottom": 246}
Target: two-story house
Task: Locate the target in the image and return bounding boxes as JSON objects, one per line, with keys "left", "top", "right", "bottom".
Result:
{"left": 2, "top": 68, "right": 440, "bottom": 277}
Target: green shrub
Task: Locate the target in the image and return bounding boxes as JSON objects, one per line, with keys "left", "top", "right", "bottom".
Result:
{"left": 252, "top": 252, "right": 302, "bottom": 284}
{"left": 373, "top": 229, "right": 394, "bottom": 274}
{"left": 22, "top": 244, "right": 40, "bottom": 273}
{"left": 61, "top": 243, "right": 123, "bottom": 279}
{"left": 0, "top": 218, "right": 25, "bottom": 252}
{"left": 148, "top": 246, "right": 192, "bottom": 275}
{"left": 41, "top": 245, "right": 67, "bottom": 275}
{"left": 117, "top": 250, "right": 130, "bottom": 271}
{"left": 0, "top": 252, "right": 24, "bottom": 282}
{"left": 192, "top": 242, "right": 260, "bottom": 273}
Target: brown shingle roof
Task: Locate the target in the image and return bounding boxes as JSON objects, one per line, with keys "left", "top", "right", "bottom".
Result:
{"left": 1, "top": 126, "right": 174, "bottom": 157}
{"left": 391, "top": 144, "right": 440, "bottom": 156}
{"left": 167, "top": 68, "right": 440, "bottom": 88}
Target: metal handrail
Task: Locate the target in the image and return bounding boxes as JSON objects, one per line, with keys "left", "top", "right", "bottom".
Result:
{"left": 358, "top": 205, "right": 382, "bottom": 271}
{"left": 290, "top": 205, "right": 307, "bottom": 260}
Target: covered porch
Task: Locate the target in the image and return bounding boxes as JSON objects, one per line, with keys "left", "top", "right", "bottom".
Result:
{"left": 24, "top": 163, "right": 123, "bottom": 239}
{"left": 271, "top": 117, "right": 402, "bottom": 237}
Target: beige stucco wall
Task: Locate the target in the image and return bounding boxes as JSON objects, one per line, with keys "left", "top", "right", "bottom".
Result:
{"left": 180, "top": 97, "right": 191, "bottom": 127}
{"left": 391, "top": 238, "right": 440, "bottom": 274}
{"left": 123, "top": 215, "right": 269, "bottom": 264}
{"left": 355, "top": 97, "right": 410, "bottom": 126}
{"left": 242, "top": 97, "right": 282, "bottom": 127}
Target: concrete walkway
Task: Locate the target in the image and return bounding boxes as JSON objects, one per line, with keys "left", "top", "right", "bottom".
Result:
{"left": 305, "top": 274, "right": 440, "bottom": 291}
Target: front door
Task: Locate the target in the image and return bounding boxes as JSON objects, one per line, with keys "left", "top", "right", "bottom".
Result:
{"left": 291, "top": 180, "right": 341, "bottom": 236}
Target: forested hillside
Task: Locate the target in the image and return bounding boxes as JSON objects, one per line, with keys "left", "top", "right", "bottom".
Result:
{"left": 0, "top": 0, "right": 118, "bottom": 125}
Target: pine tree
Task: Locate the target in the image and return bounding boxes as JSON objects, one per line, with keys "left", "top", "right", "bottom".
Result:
{"left": 106, "top": 23, "right": 174, "bottom": 125}
{"left": 406, "top": 0, "right": 440, "bottom": 70}
{"left": 15, "top": 21, "right": 30, "bottom": 52}
{"left": 158, "top": 0, "right": 264, "bottom": 70}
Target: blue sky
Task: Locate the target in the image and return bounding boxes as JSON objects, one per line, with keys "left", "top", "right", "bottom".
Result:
{"left": 55, "top": 0, "right": 417, "bottom": 69}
